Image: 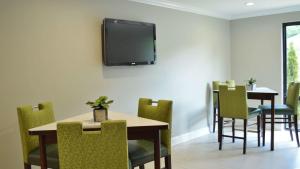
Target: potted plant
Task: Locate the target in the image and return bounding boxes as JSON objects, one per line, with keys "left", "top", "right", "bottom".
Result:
{"left": 247, "top": 77, "right": 256, "bottom": 90}
{"left": 86, "top": 96, "right": 113, "bottom": 122}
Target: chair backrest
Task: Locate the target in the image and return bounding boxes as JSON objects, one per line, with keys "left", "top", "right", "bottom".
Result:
{"left": 138, "top": 98, "right": 173, "bottom": 154}
{"left": 226, "top": 80, "right": 236, "bottom": 88}
{"left": 212, "top": 81, "right": 220, "bottom": 107}
{"left": 219, "top": 85, "right": 248, "bottom": 119}
{"left": 212, "top": 80, "right": 235, "bottom": 107}
{"left": 17, "top": 102, "right": 55, "bottom": 163}
{"left": 286, "top": 82, "right": 300, "bottom": 114}
{"left": 212, "top": 81, "right": 220, "bottom": 90}
{"left": 57, "top": 120, "right": 129, "bottom": 169}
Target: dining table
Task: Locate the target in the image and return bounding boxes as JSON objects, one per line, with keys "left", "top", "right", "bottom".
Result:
{"left": 29, "top": 111, "right": 169, "bottom": 169}
{"left": 214, "top": 87, "right": 278, "bottom": 151}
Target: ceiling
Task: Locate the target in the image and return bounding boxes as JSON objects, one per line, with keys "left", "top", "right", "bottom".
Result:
{"left": 129, "top": 0, "right": 300, "bottom": 20}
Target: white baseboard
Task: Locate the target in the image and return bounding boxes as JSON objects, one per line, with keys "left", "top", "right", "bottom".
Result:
{"left": 172, "top": 127, "right": 210, "bottom": 146}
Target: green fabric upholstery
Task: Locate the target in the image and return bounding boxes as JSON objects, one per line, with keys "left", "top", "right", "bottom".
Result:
{"left": 219, "top": 85, "right": 248, "bottom": 119}
{"left": 57, "top": 120, "right": 129, "bottom": 169}
{"left": 128, "top": 98, "right": 172, "bottom": 167}
{"left": 259, "top": 104, "right": 294, "bottom": 115}
{"left": 286, "top": 82, "right": 300, "bottom": 115}
{"left": 219, "top": 85, "right": 261, "bottom": 119}
{"left": 260, "top": 82, "right": 300, "bottom": 115}
{"left": 213, "top": 81, "right": 220, "bottom": 107}
{"left": 213, "top": 81, "right": 220, "bottom": 90}
{"left": 28, "top": 144, "right": 59, "bottom": 168}
{"left": 128, "top": 140, "right": 168, "bottom": 167}
{"left": 212, "top": 80, "right": 235, "bottom": 107}
{"left": 248, "top": 107, "right": 262, "bottom": 118}
{"left": 17, "top": 102, "right": 56, "bottom": 165}
{"left": 137, "top": 98, "right": 173, "bottom": 154}
{"left": 226, "top": 80, "right": 236, "bottom": 88}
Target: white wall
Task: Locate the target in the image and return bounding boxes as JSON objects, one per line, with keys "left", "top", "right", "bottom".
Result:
{"left": 0, "top": 0, "right": 231, "bottom": 168}
{"left": 231, "top": 11, "right": 300, "bottom": 103}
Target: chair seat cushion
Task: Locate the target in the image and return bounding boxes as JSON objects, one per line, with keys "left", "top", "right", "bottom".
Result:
{"left": 28, "top": 144, "right": 59, "bottom": 169}
{"left": 128, "top": 140, "right": 168, "bottom": 167}
{"left": 248, "top": 107, "right": 261, "bottom": 118}
{"left": 259, "top": 104, "right": 294, "bottom": 115}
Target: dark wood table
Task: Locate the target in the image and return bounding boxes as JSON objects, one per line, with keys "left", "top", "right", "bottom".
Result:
{"left": 29, "top": 111, "right": 168, "bottom": 169}
{"left": 214, "top": 87, "right": 278, "bottom": 151}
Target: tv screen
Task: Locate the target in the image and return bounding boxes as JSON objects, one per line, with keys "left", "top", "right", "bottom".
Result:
{"left": 103, "top": 18, "right": 156, "bottom": 66}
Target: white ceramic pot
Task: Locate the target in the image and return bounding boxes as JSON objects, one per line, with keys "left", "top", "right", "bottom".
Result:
{"left": 93, "top": 108, "right": 108, "bottom": 122}
{"left": 247, "top": 84, "right": 256, "bottom": 91}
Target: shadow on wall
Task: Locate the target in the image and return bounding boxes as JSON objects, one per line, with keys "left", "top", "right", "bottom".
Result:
{"left": 186, "top": 107, "right": 207, "bottom": 131}
{"left": 95, "top": 19, "right": 102, "bottom": 64}
{"left": 205, "top": 83, "right": 212, "bottom": 132}
{"left": 102, "top": 65, "right": 152, "bottom": 79}
{"left": 185, "top": 83, "right": 212, "bottom": 132}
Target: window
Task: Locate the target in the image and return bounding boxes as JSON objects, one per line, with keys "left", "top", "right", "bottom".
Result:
{"left": 283, "top": 22, "right": 300, "bottom": 100}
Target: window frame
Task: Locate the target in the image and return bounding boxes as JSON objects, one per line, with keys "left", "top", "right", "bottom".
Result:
{"left": 282, "top": 21, "right": 300, "bottom": 102}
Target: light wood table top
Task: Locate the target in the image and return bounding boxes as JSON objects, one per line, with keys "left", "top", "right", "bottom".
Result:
{"left": 246, "top": 87, "right": 278, "bottom": 94}
{"left": 29, "top": 111, "right": 169, "bottom": 169}
{"left": 29, "top": 111, "right": 168, "bottom": 135}
{"left": 214, "top": 87, "right": 278, "bottom": 94}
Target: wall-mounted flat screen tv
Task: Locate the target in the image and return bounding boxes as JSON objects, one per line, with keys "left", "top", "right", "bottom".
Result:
{"left": 103, "top": 18, "right": 156, "bottom": 66}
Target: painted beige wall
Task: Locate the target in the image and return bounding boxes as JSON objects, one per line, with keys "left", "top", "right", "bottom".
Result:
{"left": 0, "top": 0, "right": 230, "bottom": 168}
{"left": 231, "top": 11, "right": 300, "bottom": 104}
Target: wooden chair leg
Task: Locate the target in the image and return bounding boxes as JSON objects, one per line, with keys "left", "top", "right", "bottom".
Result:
{"left": 219, "top": 117, "right": 223, "bottom": 151}
{"left": 243, "top": 119, "right": 247, "bottom": 154}
{"left": 165, "top": 154, "right": 172, "bottom": 169}
{"left": 257, "top": 115, "right": 260, "bottom": 147}
{"left": 262, "top": 114, "right": 266, "bottom": 146}
{"left": 24, "top": 163, "right": 31, "bottom": 169}
{"left": 139, "top": 165, "right": 145, "bottom": 169}
{"left": 213, "top": 107, "right": 217, "bottom": 133}
{"left": 232, "top": 118, "right": 235, "bottom": 143}
{"left": 288, "top": 115, "right": 294, "bottom": 141}
{"left": 294, "top": 115, "right": 300, "bottom": 147}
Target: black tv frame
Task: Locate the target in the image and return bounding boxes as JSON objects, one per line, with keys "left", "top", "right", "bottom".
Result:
{"left": 102, "top": 18, "right": 156, "bottom": 66}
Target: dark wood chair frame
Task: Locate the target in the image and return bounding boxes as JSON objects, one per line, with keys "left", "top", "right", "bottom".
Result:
{"left": 213, "top": 105, "right": 235, "bottom": 133}
{"left": 213, "top": 105, "right": 218, "bottom": 133}
{"left": 219, "top": 115, "right": 261, "bottom": 154}
{"left": 23, "top": 158, "right": 58, "bottom": 169}
{"left": 262, "top": 114, "right": 299, "bottom": 147}
{"left": 24, "top": 163, "right": 31, "bottom": 169}
{"left": 135, "top": 154, "right": 171, "bottom": 169}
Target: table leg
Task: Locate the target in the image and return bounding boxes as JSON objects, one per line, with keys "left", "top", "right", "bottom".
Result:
{"left": 271, "top": 96, "right": 275, "bottom": 151}
{"left": 39, "top": 135, "right": 47, "bottom": 169}
{"left": 154, "top": 130, "right": 161, "bottom": 169}
{"left": 218, "top": 94, "right": 221, "bottom": 142}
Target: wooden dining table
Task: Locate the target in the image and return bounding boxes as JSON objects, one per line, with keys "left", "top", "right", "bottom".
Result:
{"left": 214, "top": 87, "right": 278, "bottom": 151}
{"left": 29, "top": 111, "right": 169, "bottom": 169}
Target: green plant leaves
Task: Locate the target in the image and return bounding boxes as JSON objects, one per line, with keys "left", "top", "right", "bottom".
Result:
{"left": 86, "top": 96, "right": 113, "bottom": 109}
{"left": 248, "top": 77, "right": 256, "bottom": 85}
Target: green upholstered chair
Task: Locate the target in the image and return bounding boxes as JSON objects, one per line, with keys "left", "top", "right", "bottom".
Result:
{"left": 212, "top": 80, "right": 236, "bottom": 133}
{"left": 225, "top": 80, "right": 236, "bottom": 88}
{"left": 17, "top": 102, "right": 59, "bottom": 169}
{"left": 260, "top": 82, "right": 300, "bottom": 147}
{"left": 212, "top": 81, "right": 220, "bottom": 133}
{"left": 128, "top": 98, "right": 172, "bottom": 169}
{"left": 57, "top": 120, "right": 129, "bottom": 169}
{"left": 219, "top": 85, "right": 261, "bottom": 154}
